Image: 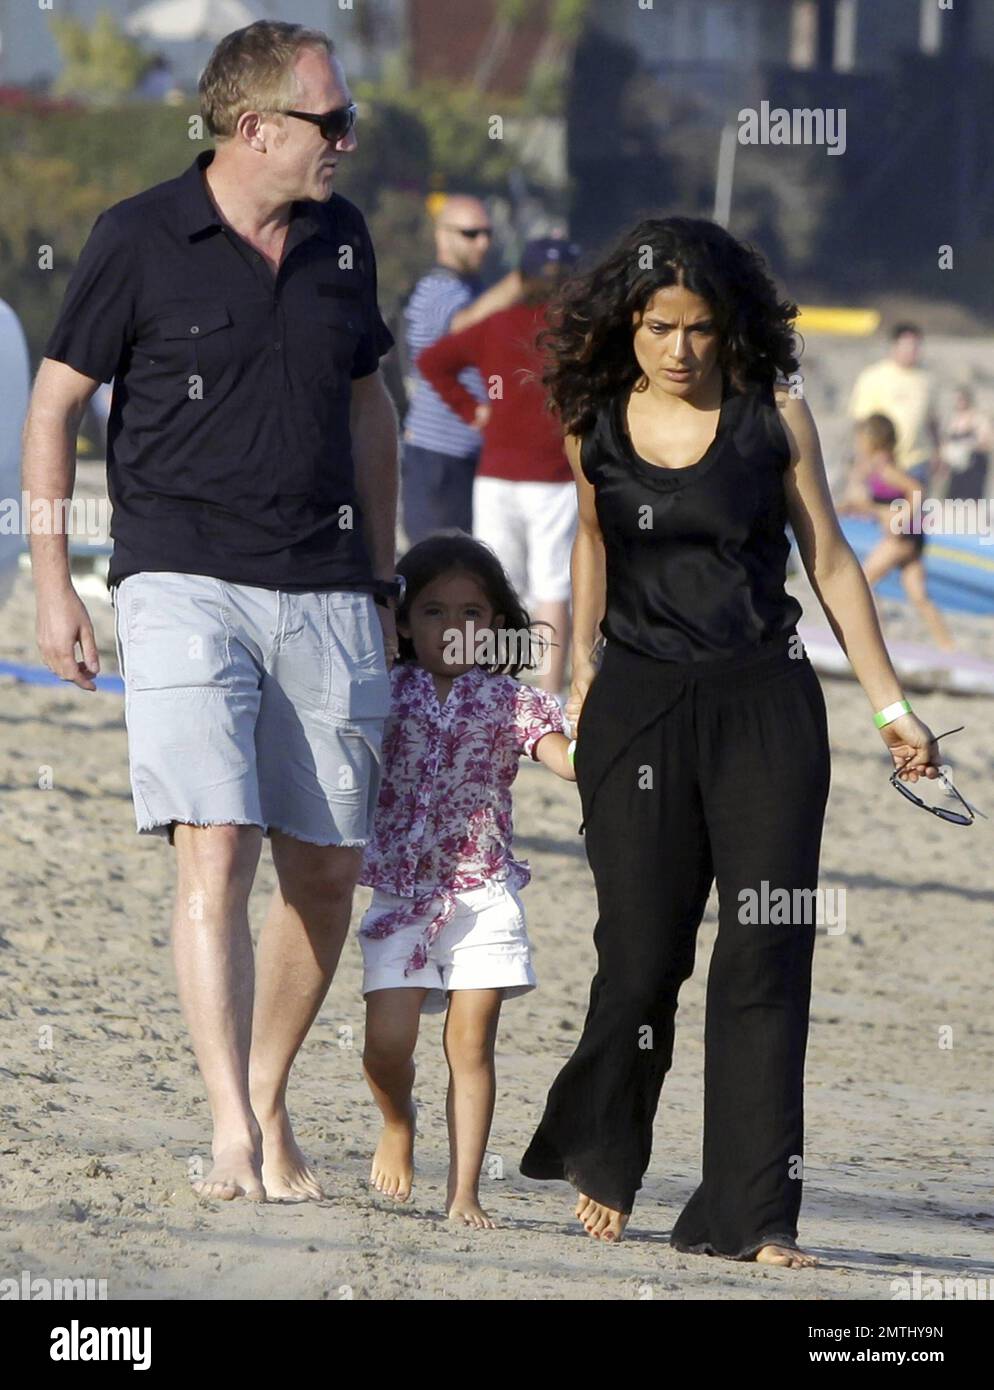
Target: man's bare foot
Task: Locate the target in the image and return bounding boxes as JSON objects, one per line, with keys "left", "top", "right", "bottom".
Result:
{"left": 754, "top": 1243, "right": 818, "bottom": 1268}
{"left": 370, "top": 1102, "right": 416, "bottom": 1201}
{"left": 192, "top": 1138, "right": 266, "bottom": 1202}
{"left": 575, "top": 1191, "right": 629, "bottom": 1242}
{"left": 448, "top": 1196, "right": 497, "bottom": 1230}
{"left": 255, "top": 1102, "right": 325, "bottom": 1202}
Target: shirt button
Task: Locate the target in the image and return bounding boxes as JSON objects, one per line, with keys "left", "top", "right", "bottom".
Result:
{"left": 190, "top": 325, "right": 200, "bottom": 335}
{"left": 274, "top": 341, "right": 282, "bottom": 351}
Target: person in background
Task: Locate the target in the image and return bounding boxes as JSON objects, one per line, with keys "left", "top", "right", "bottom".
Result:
{"left": 844, "top": 414, "right": 954, "bottom": 651}
{"left": 417, "top": 238, "right": 582, "bottom": 703}
{"left": 848, "top": 323, "right": 940, "bottom": 491}
{"left": 941, "top": 386, "right": 992, "bottom": 502}
{"left": 400, "top": 196, "right": 523, "bottom": 544}
{"left": 135, "top": 54, "right": 178, "bottom": 102}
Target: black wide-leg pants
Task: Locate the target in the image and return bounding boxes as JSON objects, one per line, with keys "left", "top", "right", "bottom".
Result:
{"left": 520, "top": 632, "right": 832, "bottom": 1259}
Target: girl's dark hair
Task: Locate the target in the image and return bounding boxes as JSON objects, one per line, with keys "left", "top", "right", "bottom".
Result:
{"left": 394, "top": 531, "right": 551, "bottom": 678}
{"left": 856, "top": 412, "right": 897, "bottom": 452}
{"left": 539, "top": 216, "right": 801, "bottom": 436}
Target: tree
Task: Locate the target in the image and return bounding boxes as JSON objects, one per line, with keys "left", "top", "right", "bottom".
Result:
{"left": 49, "top": 9, "right": 150, "bottom": 105}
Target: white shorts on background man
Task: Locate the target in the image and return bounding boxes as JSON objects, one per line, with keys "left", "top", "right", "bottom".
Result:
{"left": 472, "top": 476, "right": 577, "bottom": 606}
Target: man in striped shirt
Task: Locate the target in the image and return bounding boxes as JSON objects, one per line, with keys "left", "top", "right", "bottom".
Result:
{"left": 401, "top": 195, "right": 522, "bottom": 544}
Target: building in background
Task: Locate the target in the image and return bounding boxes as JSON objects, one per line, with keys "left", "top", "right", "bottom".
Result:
{"left": 567, "top": 0, "right": 993, "bottom": 312}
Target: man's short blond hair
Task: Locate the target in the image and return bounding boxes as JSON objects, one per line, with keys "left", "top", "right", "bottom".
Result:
{"left": 199, "top": 20, "right": 335, "bottom": 139}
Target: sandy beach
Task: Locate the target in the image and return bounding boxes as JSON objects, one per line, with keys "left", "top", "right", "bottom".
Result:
{"left": 1, "top": 545, "right": 992, "bottom": 1302}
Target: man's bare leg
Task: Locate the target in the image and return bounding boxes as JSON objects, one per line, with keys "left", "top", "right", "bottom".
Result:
{"left": 249, "top": 833, "right": 361, "bottom": 1200}
{"left": 172, "top": 823, "right": 266, "bottom": 1202}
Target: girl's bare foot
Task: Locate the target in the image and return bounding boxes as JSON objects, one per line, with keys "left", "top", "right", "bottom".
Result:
{"left": 754, "top": 1243, "right": 818, "bottom": 1268}
{"left": 192, "top": 1138, "right": 266, "bottom": 1202}
{"left": 448, "top": 1196, "right": 497, "bottom": 1229}
{"left": 370, "top": 1102, "right": 417, "bottom": 1201}
{"left": 575, "top": 1191, "right": 629, "bottom": 1242}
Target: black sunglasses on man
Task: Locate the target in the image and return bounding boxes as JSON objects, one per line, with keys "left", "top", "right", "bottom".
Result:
{"left": 282, "top": 102, "right": 357, "bottom": 142}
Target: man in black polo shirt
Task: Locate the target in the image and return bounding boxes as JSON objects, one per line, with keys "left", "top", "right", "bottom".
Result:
{"left": 23, "top": 22, "right": 402, "bottom": 1203}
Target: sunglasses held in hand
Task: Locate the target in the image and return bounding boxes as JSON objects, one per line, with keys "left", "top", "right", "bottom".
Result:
{"left": 889, "top": 726, "right": 984, "bottom": 825}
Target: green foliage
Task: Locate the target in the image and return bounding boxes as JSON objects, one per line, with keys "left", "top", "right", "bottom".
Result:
{"left": 551, "top": 0, "right": 593, "bottom": 41}
{"left": 357, "top": 78, "right": 535, "bottom": 191}
{"left": 496, "top": 0, "right": 531, "bottom": 24}
{"left": 362, "top": 189, "right": 436, "bottom": 317}
{"left": 49, "top": 8, "right": 150, "bottom": 105}
{"left": 0, "top": 105, "right": 193, "bottom": 360}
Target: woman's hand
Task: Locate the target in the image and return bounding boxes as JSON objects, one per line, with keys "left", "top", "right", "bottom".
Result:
{"left": 565, "top": 658, "right": 598, "bottom": 735}
{"left": 878, "top": 712, "right": 941, "bottom": 783}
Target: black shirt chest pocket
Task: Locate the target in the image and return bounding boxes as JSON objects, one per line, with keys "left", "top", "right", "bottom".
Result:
{"left": 152, "top": 302, "right": 234, "bottom": 394}
{"left": 295, "top": 300, "right": 361, "bottom": 396}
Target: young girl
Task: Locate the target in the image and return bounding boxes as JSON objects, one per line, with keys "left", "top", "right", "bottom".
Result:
{"left": 356, "top": 531, "right": 576, "bottom": 1228}
{"left": 844, "top": 412, "right": 954, "bottom": 650}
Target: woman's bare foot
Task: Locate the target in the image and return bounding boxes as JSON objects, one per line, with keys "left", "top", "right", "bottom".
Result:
{"left": 448, "top": 1196, "right": 497, "bottom": 1229}
{"left": 252, "top": 1099, "right": 325, "bottom": 1201}
{"left": 370, "top": 1102, "right": 417, "bottom": 1201}
{"left": 192, "top": 1137, "right": 266, "bottom": 1202}
{"left": 754, "top": 1243, "right": 818, "bottom": 1268}
{"left": 575, "top": 1192, "right": 629, "bottom": 1242}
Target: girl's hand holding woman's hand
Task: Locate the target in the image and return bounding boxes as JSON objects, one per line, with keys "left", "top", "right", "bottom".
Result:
{"left": 879, "top": 712, "right": 941, "bottom": 783}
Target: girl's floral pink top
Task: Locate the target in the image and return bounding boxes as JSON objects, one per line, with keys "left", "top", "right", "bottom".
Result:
{"left": 358, "top": 662, "right": 566, "bottom": 974}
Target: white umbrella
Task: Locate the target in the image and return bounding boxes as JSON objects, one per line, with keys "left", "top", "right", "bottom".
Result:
{"left": 125, "top": 0, "right": 261, "bottom": 44}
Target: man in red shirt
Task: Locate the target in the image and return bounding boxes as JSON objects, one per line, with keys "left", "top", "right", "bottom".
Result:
{"left": 417, "top": 238, "right": 581, "bottom": 701}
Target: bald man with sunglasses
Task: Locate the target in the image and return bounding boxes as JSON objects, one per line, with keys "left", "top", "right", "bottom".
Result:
{"left": 399, "top": 197, "right": 523, "bottom": 544}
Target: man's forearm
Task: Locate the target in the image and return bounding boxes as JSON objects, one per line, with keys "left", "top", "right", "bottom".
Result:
{"left": 352, "top": 382, "right": 399, "bottom": 578}
{"left": 22, "top": 400, "right": 83, "bottom": 595}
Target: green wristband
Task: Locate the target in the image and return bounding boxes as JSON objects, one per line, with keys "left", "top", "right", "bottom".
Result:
{"left": 567, "top": 739, "right": 577, "bottom": 767}
{"left": 874, "top": 698, "right": 912, "bottom": 729}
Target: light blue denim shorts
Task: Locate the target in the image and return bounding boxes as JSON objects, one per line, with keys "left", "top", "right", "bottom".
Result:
{"left": 111, "top": 571, "right": 391, "bottom": 847}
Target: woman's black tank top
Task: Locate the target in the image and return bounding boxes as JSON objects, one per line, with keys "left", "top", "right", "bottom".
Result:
{"left": 580, "top": 378, "right": 804, "bottom": 662}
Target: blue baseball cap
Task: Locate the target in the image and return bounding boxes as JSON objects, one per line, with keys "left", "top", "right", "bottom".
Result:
{"left": 520, "top": 237, "right": 582, "bottom": 278}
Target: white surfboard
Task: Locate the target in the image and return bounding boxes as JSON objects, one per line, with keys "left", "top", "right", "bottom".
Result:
{"left": 799, "top": 623, "right": 994, "bottom": 696}
{"left": 0, "top": 299, "right": 29, "bottom": 610}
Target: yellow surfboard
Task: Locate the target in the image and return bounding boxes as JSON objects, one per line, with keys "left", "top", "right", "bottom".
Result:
{"left": 796, "top": 306, "right": 882, "bottom": 336}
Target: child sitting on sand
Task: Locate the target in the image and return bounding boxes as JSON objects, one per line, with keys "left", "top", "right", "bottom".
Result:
{"left": 842, "top": 413, "right": 954, "bottom": 651}
{"left": 356, "top": 531, "right": 577, "bottom": 1228}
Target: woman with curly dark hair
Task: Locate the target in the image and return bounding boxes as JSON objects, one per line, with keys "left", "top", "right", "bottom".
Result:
{"left": 519, "top": 217, "right": 942, "bottom": 1265}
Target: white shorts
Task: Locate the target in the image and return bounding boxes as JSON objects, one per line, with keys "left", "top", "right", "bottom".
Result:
{"left": 358, "top": 877, "right": 536, "bottom": 1015}
{"left": 472, "top": 477, "right": 577, "bottom": 606}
